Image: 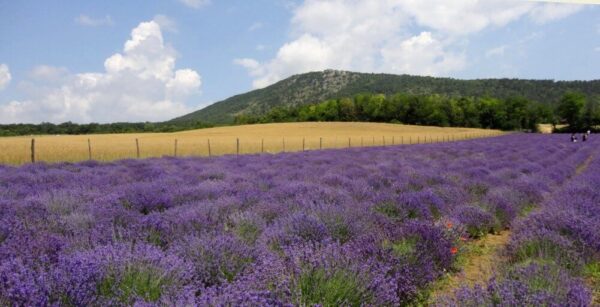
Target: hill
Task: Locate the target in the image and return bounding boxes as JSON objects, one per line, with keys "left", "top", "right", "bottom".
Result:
{"left": 170, "top": 70, "right": 600, "bottom": 125}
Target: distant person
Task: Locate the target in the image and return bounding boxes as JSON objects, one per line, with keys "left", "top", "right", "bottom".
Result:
{"left": 571, "top": 133, "right": 577, "bottom": 143}
{"left": 587, "top": 130, "right": 591, "bottom": 135}
{"left": 583, "top": 134, "right": 588, "bottom": 142}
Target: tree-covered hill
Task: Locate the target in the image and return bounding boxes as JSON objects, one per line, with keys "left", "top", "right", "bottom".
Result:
{"left": 170, "top": 70, "right": 600, "bottom": 124}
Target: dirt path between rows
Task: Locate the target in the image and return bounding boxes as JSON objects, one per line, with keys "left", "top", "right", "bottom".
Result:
{"left": 430, "top": 231, "right": 511, "bottom": 301}
{"left": 576, "top": 153, "right": 595, "bottom": 175}
{"left": 430, "top": 151, "right": 597, "bottom": 304}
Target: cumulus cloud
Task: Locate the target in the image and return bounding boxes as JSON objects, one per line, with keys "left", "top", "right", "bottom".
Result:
{"left": 29, "top": 65, "right": 69, "bottom": 82}
{"left": 236, "top": 0, "right": 585, "bottom": 89}
{"left": 0, "top": 64, "right": 10, "bottom": 90}
{"left": 0, "top": 21, "right": 201, "bottom": 124}
{"left": 179, "top": 0, "right": 210, "bottom": 9}
{"left": 153, "top": 14, "right": 177, "bottom": 32}
{"left": 75, "top": 14, "right": 114, "bottom": 27}
{"left": 528, "top": 3, "right": 583, "bottom": 24}
{"left": 381, "top": 32, "right": 466, "bottom": 76}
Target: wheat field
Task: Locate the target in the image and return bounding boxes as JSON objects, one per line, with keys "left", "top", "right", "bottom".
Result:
{"left": 0, "top": 122, "right": 503, "bottom": 165}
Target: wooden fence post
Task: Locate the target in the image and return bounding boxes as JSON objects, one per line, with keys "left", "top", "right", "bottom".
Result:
{"left": 207, "top": 139, "right": 211, "bottom": 157}
{"left": 282, "top": 138, "right": 285, "bottom": 152}
{"left": 31, "top": 138, "right": 35, "bottom": 163}
{"left": 87, "top": 138, "right": 92, "bottom": 160}
{"left": 303, "top": 138, "right": 305, "bottom": 151}
{"left": 401, "top": 136, "right": 404, "bottom": 145}
{"left": 417, "top": 136, "right": 420, "bottom": 144}
{"left": 320, "top": 137, "right": 323, "bottom": 150}
{"left": 261, "top": 138, "right": 264, "bottom": 153}
{"left": 135, "top": 139, "right": 140, "bottom": 159}
{"left": 236, "top": 138, "right": 240, "bottom": 155}
{"left": 174, "top": 139, "right": 178, "bottom": 157}
{"left": 383, "top": 136, "right": 385, "bottom": 146}
{"left": 392, "top": 136, "right": 395, "bottom": 145}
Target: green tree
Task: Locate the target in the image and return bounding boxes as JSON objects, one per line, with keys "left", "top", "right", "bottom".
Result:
{"left": 557, "top": 92, "right": 586, "bottom": 130}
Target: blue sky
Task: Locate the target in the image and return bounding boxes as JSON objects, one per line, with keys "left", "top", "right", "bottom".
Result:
{"left": 0, "top": 0, "right": 598, "bottom": 123}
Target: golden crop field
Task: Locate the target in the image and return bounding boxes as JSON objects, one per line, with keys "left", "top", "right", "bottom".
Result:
{"left": 0, "top": 122, "right": 503, "bottom": 165}
{"left": 537, "top": 124, "right": 568, "bottom": 134}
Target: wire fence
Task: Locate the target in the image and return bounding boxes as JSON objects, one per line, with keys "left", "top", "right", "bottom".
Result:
{"left": 0, "top": 131, "right": 505, "bottom": 165}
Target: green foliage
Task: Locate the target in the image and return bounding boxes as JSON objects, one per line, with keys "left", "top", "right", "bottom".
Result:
{"left": 584, "top": 261, "right": 600, "bottom": 281}
{"left": 509, "top": 260, "right": 567, "bottom": 293}
{"left": 98, "top": 265, "right": 170, "bottom": 303}
{"left": 238, "top": 91, "right": 561, "bottom": 131}
{"left": 519, "top": 203, "right": 537, "bottom": 217}
{"left": 557, "top": 92, "right": 586, "bottom": 130}
{"left": 323, "top": 217, "right": 353, "bottom": 244}
{"left": 171, "top": 70, "right": 600, "bottom": 125}
{"left": 584, "top": 261, "right": 600, "bottom": 296}
{"left": 234, "top": 220, "right": 261, "bottom": 245}
{"left": 0, "top": 120, "right": 212, "bottom": 137}
{"left": 465, "top": 225, "right": 487, "bottom": 239}
{"left": 373, "top": 202, "right": 401, "bottom": 219}
{"left": 390, "top": 237, "right": 418, "bottom": 257}
{"left": 146, "top": 229, "right": 164, "bottom": 247}
{"left": 511, "top": 239, "right": 582, "bottom": 271}
{"left": 296, "top": 268, "right": 368, "bottom": 307}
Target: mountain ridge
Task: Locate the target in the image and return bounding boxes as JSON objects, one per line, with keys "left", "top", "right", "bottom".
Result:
{"left": 170, "top": 70, "right": 600, "bottom": 124}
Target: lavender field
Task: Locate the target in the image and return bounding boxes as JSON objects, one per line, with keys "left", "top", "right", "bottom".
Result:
{"left": 0, "top": 134, "right": 598, "bottom": 306}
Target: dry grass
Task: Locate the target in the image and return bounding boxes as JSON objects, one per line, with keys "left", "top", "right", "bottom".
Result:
{"left": 0, "top": 122, "right": 503, "bottom": 165}
{"left": 430, "top": 231, "right": 511, "bottom": 302}
{"left": 537, "top": 124, "right": 567, "bottom": 134}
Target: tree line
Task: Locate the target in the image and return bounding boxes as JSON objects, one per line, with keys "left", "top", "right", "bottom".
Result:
{"left": 2, "top": 92, "right": 597, "bottom": 136}
{"left": 0, "top": 121, "right": 212, "bottom": 137}
{"left": 235, "top": 92, "right": 600, "bottom": 132}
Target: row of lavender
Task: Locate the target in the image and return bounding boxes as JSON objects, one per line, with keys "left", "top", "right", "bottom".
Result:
{"left": 0, "top": 135, "right": 597, "bottom": 305}
{"left": 445, "top": 142, "right": 600, "bottom": 306}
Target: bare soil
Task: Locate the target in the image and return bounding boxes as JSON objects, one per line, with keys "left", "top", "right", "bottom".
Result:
{"left": 430, "top": 230, "right": 511, "bottom": 301}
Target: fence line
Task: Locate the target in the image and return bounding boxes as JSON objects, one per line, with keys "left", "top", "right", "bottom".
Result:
{"left": 19, "top": 131, "right": 504, "bottom": 165}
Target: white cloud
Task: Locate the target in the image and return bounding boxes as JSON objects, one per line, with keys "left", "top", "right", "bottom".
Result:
{"left": 179, "top": 0, "right": 210, "bottom": 9}
{"left": 528, "top": 3, "right": 583, "bottom": 24}
{"left": 0, "top": 21, "right": 201, "bottom": 124}
{"left": 29, "top": 65, "right": 69, "bottom": 82}
{"left": 485, "top": 45, "right": 508, "bottom": 58}
{"left": 395, "top": 0, "right": 534, "bottom": 35}
{"left": 153, "top": 15, "right": 177, "bottom": 33}
{"left": 237, "top": 0, "right": 586, "bottom": 89}
{"left": 234, "top": 58, "right": 261, "bottom": 71}
{"left": 75, "top": 14, "right": 114, "bottom": 27}
{"left": 248, "top": 22, "right": 264, "bottom": 32}
{"left": 380, "top": 32, "right": 466, "bottom": 76}
{"left": 0, "top": 64, "right": 11, "bottom": 90}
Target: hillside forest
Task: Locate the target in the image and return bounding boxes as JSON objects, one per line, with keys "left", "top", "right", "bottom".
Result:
{"left": 235, "top": 92, "right": 600, "bottom": 133}
{"left": 1, "top": 92, "right": 598, "bottom": 136}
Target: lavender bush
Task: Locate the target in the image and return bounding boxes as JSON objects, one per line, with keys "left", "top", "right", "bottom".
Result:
{"left": 0, "top": 134, "right": 598, "bottom": 305}
{"left": 442, "top": 135, "right": 599, "bottom": 306}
